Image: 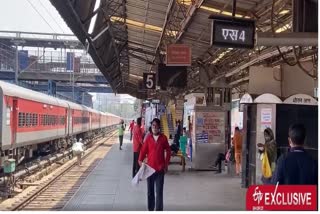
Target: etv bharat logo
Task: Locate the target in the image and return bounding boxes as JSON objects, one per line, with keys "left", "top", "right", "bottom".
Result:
{"left": 246, "top": 183, "right": 317, "bottom": 211}
{"left": 253, "top": 186, "right": 264, "bottom": 205}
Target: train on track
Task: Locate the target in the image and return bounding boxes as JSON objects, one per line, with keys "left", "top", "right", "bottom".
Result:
{"left": 0, "top": 81, "right": 121, "bottom": 168}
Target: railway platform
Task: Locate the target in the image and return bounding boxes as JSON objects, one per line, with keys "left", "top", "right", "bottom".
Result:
{"left": 63, "top": 134, "right": 246, "bottom": 211}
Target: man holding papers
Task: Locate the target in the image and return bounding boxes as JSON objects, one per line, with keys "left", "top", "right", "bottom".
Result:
{"left": 138, "top": 118, "right": 171, "bottom": 211}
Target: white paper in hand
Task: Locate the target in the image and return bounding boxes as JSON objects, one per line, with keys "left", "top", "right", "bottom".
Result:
{"left": 131, "top": 163, "right": 155, "bottom": 187}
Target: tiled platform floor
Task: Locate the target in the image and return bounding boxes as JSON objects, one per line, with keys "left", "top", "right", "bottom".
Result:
{"left": 63, "top": 134, "right": 246, "bottom": 211}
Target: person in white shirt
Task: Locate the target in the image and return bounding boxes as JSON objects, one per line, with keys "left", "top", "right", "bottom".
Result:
{"left": 72, "top": 138, "right": 84, "bottom": 166}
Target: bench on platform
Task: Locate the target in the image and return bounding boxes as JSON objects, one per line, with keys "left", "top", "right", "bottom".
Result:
{"left": 170, "top": 152, "right": 186, "bottom": 172}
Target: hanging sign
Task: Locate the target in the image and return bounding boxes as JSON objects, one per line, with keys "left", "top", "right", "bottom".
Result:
{"left": 166, "top": 44, "right": 191, "bottom": 66}
{"left": 209, "top": 15, "right": 255, "bottom": 49}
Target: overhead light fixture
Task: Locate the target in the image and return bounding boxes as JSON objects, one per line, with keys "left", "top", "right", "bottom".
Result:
{"left": 200, "top": 6, "right": 245, "bottom": 18}
{"left": 110, "top": 16, "right": 168, "bottom": 33}
{"left": 129, "top": 73, "right": 143, "bottom": 79}
{"left": 279, "top": 10, "right": 290, "bottom": 15}
{"left": 275, "top": 23, "right": 291, "bottom": 33}
{"left": 88, "top": 0, "right": 101, "bottom": 34}
{"left": 200, "top": 5, "right": 220, "bottom": 13}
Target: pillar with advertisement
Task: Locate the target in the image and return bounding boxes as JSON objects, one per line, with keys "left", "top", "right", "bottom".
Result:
{"left": 185, "top": 86, "right": 231, "bottom": 170}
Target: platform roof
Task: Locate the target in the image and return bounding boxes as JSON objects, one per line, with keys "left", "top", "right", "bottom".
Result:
{"left": 50, "top": 0, "right": 317, "bottom": 100}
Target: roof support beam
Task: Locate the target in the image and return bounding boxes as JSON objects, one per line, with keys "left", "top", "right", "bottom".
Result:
{"left": 128, "top": 52, "right": 154, "bottom": 64}
{"left": 211, "top": 46, "right": 291, "bottom": 83}
{"left": 257, "top": 32, "right": 318, "bottom": 46}
{"left": 152, "top": 0, "right": 176, "bottom": 64}
{"left": 175, "top": 0, "right": 206, "bottom": 41}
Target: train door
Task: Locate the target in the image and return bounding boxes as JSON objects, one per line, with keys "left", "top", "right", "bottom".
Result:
{"left": 12, "top": 98, "right": 18, "bottom": 145}
{"left": 71, "top": 110, "right": 74, "bottom": 136}
{"left": 65, "top": 108, "right": 68, "bottom": 136}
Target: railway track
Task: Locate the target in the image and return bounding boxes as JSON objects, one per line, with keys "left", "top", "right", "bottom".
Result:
{"left": 0, "top": 131, "right": 118, "bottom": 211}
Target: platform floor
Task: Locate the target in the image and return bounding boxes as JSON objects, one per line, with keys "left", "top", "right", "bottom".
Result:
{"left": 63, "top": 134, "right": 246, "bottom": 211}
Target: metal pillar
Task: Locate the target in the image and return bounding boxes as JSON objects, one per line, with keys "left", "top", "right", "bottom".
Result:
{"left": 232, "top": 0, "right": 237, "bottom": 17}
{"left": 257, "top": 32, "right": 318, "bottom": 46}
{"left": 15, "top": 46, "right": 18, "bottom": 85}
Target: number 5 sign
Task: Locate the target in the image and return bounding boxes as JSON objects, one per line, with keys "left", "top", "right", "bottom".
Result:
{"left": 143, "top": 73, "right": 156, "bottom": 89}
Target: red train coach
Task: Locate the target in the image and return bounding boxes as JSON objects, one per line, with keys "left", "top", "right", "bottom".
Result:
{"left": 0, "top": 81, "right": 121, "bottom": 168}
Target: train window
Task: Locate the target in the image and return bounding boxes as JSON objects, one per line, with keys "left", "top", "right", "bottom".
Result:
{"left": 32, "top": 114, "right": 35, "bottom": 126}
{"left": 45, "top": 115, "right": 48, "bottom": 126}
{"left": 26, "top": 113, "right": 30, "bottom": 127}
{"left": 41, "top": 115, "right": 44, "bottom": 126}
{"left": 29, "top": 113, "right": 32, "bottom": 127}
{"left": 19, "top": 112, "right": 25, "bottom": 127}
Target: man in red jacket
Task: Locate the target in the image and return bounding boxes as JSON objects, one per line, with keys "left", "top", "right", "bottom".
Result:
{"left": 138, "top": 118, "right": 171, "bottom": 211}
{"left": 129, "top": 120, "right": 135, "bottom": 141}
{"left": 132, "top": 117, "right": 143, "bottom": 178}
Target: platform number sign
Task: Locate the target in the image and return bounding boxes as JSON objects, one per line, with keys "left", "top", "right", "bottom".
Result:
{"left": 143, "top": 73, "right": 156, "bottom": 90}
{"left": 210, "top": 15, "right": 255, "bottom": 49}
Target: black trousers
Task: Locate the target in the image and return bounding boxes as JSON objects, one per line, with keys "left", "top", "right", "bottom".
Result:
{"left": 119, "top": 135, "right": 123, "bottom": 148}
{"left": 214, "top": 153, "right": 225, "bottom": 172}
{"left": 147, "top": 171, "right": 165, "bottom": 211}
{"left": 130, "top": 131, "right": 133, "bottom": 141}
{"left": 132, "top": 152, "right": 140, "bottom": 178}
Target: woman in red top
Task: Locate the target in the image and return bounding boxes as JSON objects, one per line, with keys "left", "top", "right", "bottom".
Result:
{"left": 138, "top": 118, "right": 171, "bottom": 211}
{"left": 132, "top": 117, "right": 143, "bottom": 178}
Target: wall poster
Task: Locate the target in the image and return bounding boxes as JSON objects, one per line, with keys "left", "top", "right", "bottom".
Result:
{"left": 261, "top": 108, "right": 272, "bottom": 132}
{"left": 195, "top": 111, "right": 225, "bottom": 144}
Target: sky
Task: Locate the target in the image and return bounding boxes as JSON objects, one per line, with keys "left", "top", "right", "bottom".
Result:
{"left": 0, "top": 0, "right": 137, "bottom": 102}
{"left": 0, "top": 0, "right": 72, "bottom": 34}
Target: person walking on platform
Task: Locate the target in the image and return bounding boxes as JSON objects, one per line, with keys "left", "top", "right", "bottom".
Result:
{"left": 271, "top": 124, "right": 317, "bottom": 185}
{"left": 138, "top": 118, "right": 171, "bottom": 211}
{"left": 129, "top": 120, "right": 135, "bottom": 141}
{"left": 233, "top": 127, "right": 242, "bottom": 176}
{"left": 141, "top": 118, "right": 146, "bottom": 139}
{"left": 132, "top": 117, "right": 143, "bottom": 178}
{"left": 118, "top": 120, "right": 125, "bottom": 150}
{"left": 257, "top": 128, "right": 277, "bottom": 184}
{"left": 179, "top": 128, "right": 188, "bottom": 157}
{"left": 174, "top": 120, "right": 182, "bottom": 148}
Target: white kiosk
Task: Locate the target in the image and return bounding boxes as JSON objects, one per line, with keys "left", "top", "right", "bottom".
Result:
{"left": 241, "top": 93, "right": 282, "bottom": 186}
{"left": 241, "top": 93, "right": 318, "bottom": 187}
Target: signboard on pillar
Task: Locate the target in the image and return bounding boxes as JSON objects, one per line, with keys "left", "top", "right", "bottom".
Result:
{"left": 143, "top": 73, "right": 156, "bottom": 90}
{"left": 166, "top": 44, "right": 191, "bottom": 66}
{"left": 284, "top": 94, "right": 318, "bottom": 106}
{"left": 260, "top": 108, "right": 272, "bottom": 132}
{"left": 209, "top": 15, "right": 255, "bottom": 49}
